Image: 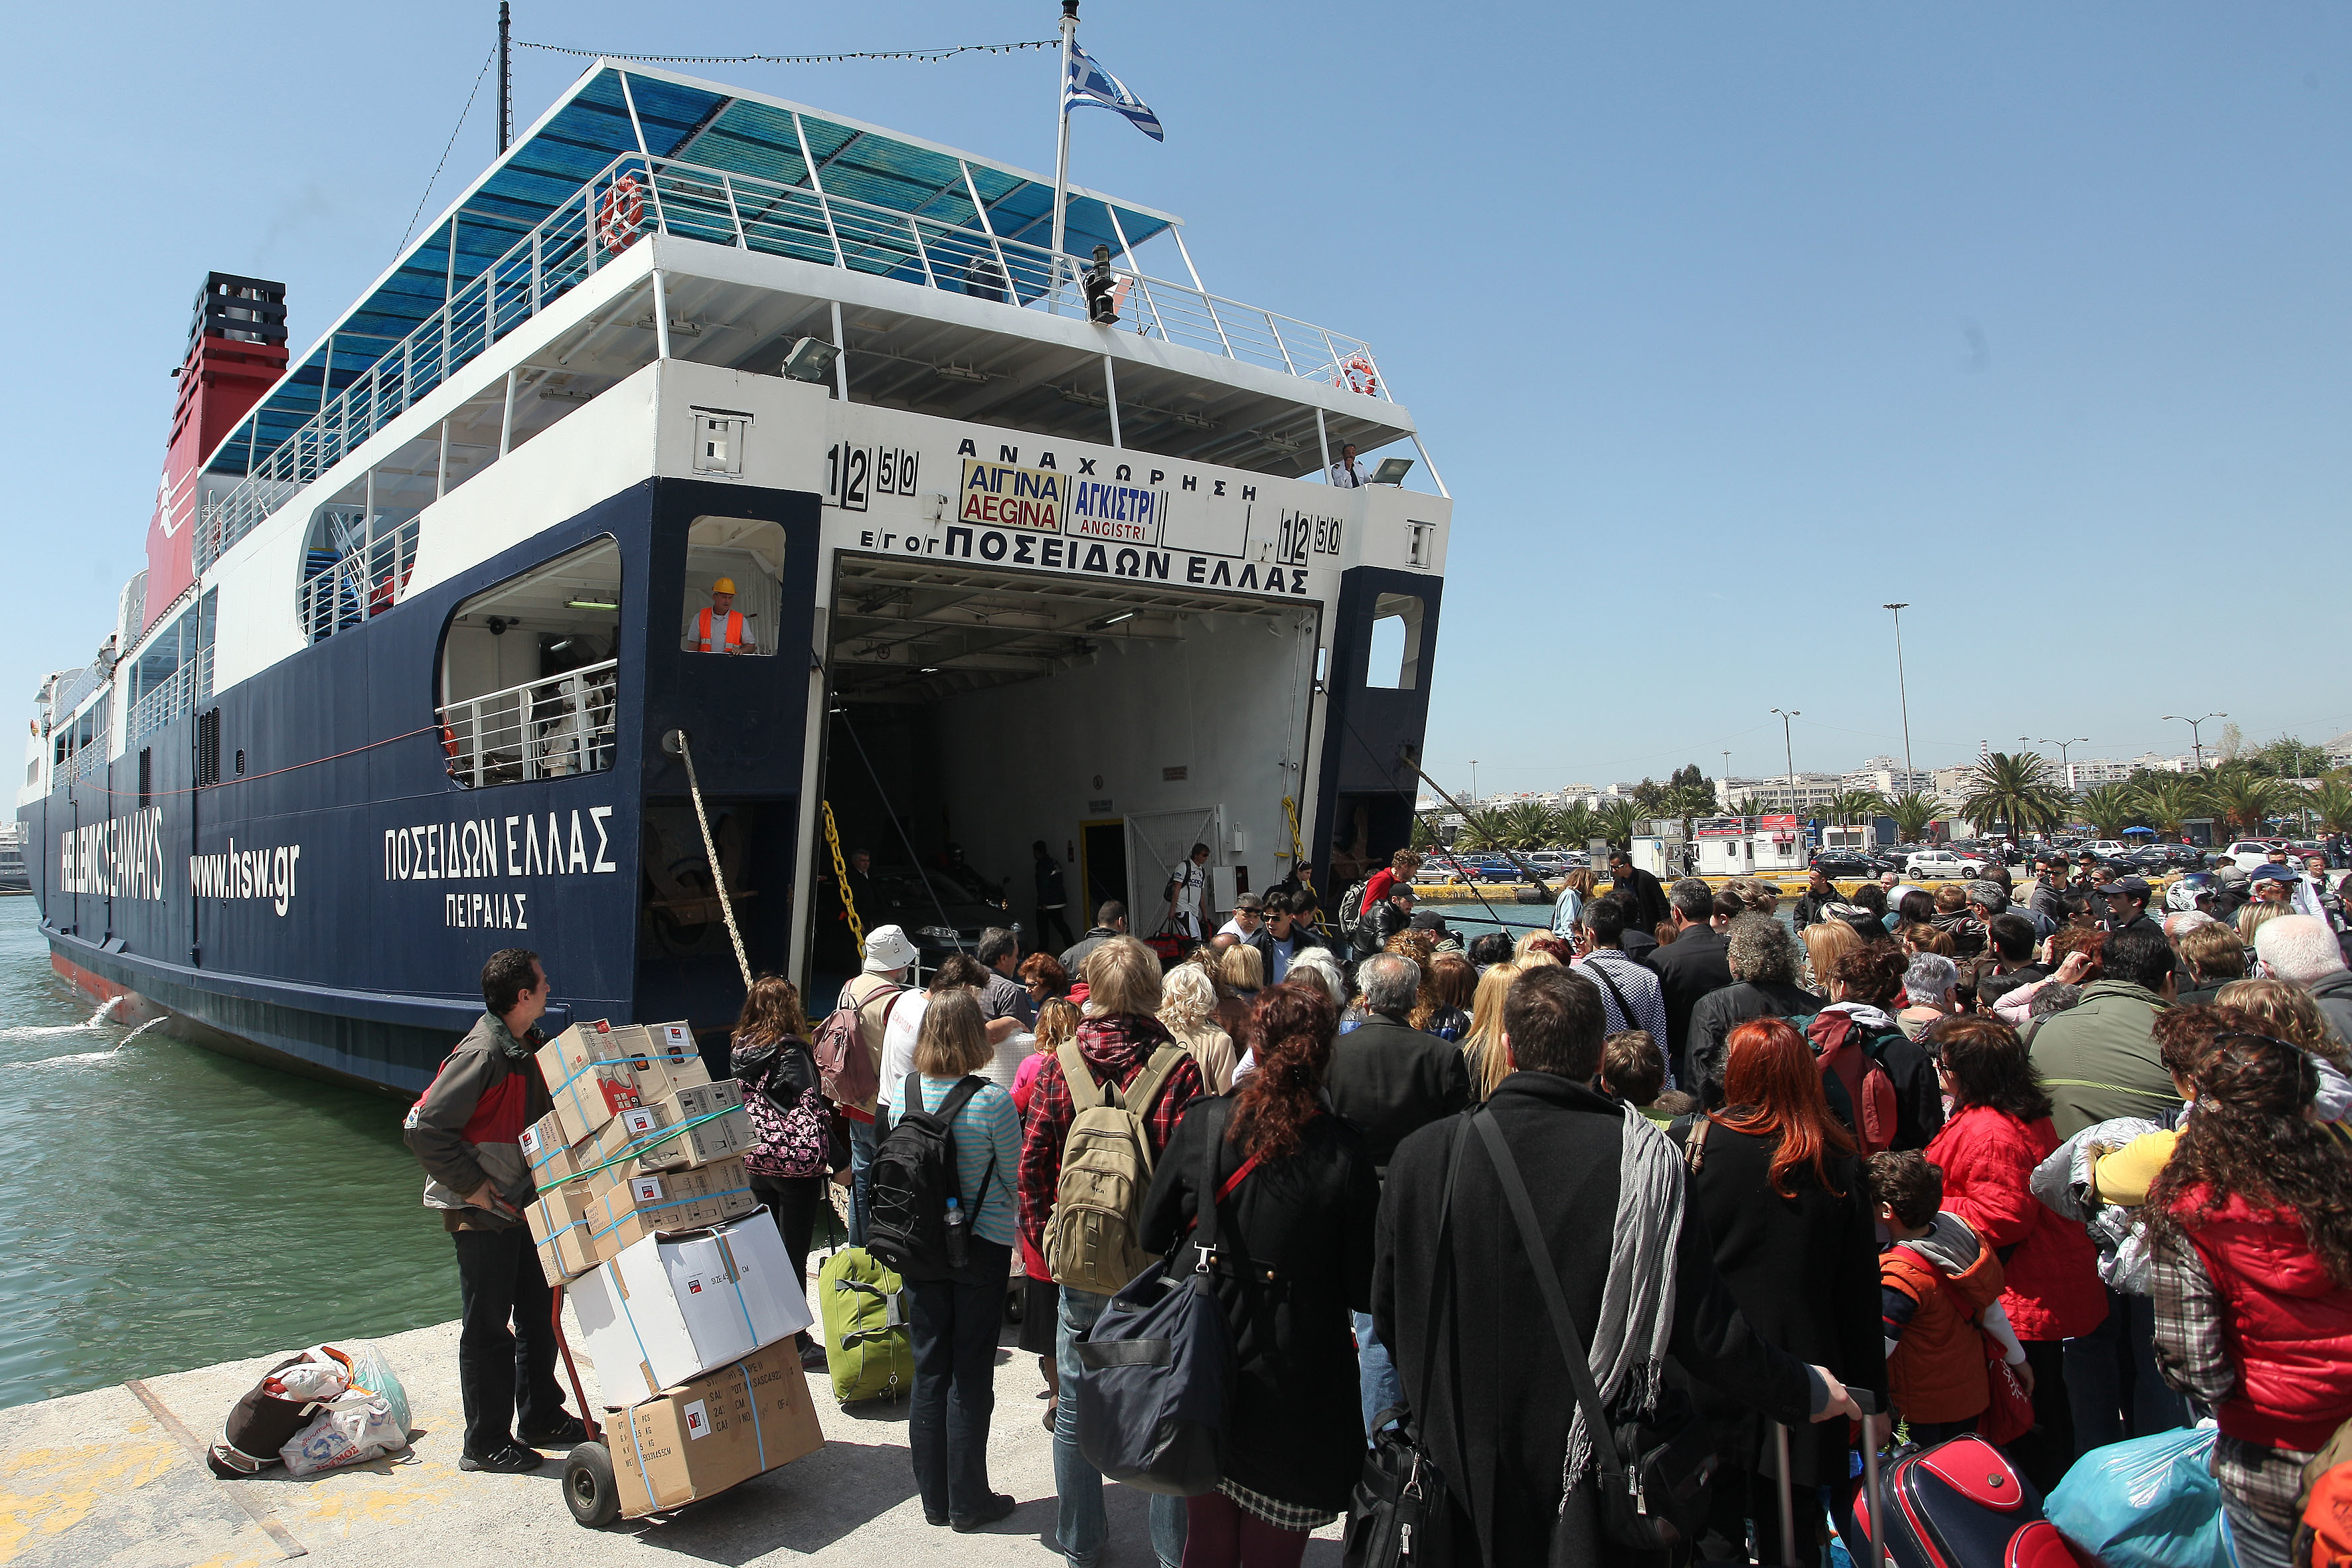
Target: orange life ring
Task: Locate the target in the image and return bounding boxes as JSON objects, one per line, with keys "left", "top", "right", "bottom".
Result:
{"left": 1336, "top": 354, "right": 1379, "bottom": 396}
{"left": 597, "top": 174, "right": 645, "bottom": 252}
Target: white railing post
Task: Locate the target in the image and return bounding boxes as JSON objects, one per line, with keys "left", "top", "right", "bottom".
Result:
{"left": 568, "top": 672, "right": 589, "bottom": 776}
{"left": 586, "top": 182, "right": 601, "bottom": 271}
{"left": 908, "top": 218, "right": 938, "bottom": 290}
{"left": 471, "top": 702, "right": 485, "bottom": 790}
{"left": 1265, "top": 311, "right": 1298, "bottom": 374}
{"left": 959, "top": 161, "right": 1014, "bottom": 301}
{"left": 792, "top": 112, "right": 850, "bottom": 270}
{"left": 532, "top": 228, "right": 543, "bottom": 312}
{"left": 722, "top": 173, "right": 747, "bottom": 250}
{"left": 1168, "top": 228, "right": 1234, "bottom": 358}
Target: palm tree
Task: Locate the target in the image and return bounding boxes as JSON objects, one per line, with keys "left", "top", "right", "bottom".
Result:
{"left": 1409, "top": 815, "right": 1441, "bottom": 851}
{"left": 2308, "top": 781, "right": 2352, "bottom": 837}
{"left": 1494, "top": 801, "right": 1558, "bottom": 851}
{"left": 2203, "top": 770, "right": 2286, "bottom": 840}
{"left": 1958, "top": 751, "right": 2069, "bottom": 845}
{"left": 1885, "top": 790, "right": 1946, "bottom": 842}
{"left": 1555, "top": 802, "right": 1600, "bottom": 849}
{"left": 1453, "top": 808, "right": 1508, "bottom": 853}
{"left": 1729, "top": 795, "right": 1770, "bottom": 819}
{"left": 2076, "top": 783, "right": 2145, "bottom": 838}
{"left": 2130, "top": 774, "right": 2203, "bottom": 838}
{"left": 1595, "top": 798, "right": 1646, "bottom": 850}
{"left": 1825, "top": 789, "right": 1889, "bottom": 827}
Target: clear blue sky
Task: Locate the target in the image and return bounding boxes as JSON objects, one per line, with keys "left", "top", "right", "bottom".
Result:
{"left": 4, "top": 3, "right": 2345, "bottom": 795}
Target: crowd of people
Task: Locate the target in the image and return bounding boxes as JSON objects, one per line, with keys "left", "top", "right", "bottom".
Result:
{"left": 406, "top": 838, "right": 2352, "bottom": 1566}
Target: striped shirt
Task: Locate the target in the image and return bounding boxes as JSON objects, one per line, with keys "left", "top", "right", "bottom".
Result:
{"left": 895, "top": 1075, "right": 1023, "bottom": 1247}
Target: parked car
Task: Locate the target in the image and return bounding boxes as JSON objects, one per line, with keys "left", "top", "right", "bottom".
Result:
{"left": 2080, "top": 840, "right": 2131, "bottom": 863}
{"left": 2223, "top": 839, "right": 2286, "bottom": 873}
{"left": 2163, "top": 843, "right": 2214, "bottom": 869}
{"left": 1903, "top": 848, "right": 1992, "bottom": 880}
{"left": 1812, "top": 850, "right": 1877, "bottom": 877}
{"left": 2122, "top": 846, "right": 2175, "bottom": 872}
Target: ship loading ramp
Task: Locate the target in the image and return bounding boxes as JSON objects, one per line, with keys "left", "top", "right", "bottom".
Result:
{"left": 809, "top": 554, "right": 1324, "bottom": 980}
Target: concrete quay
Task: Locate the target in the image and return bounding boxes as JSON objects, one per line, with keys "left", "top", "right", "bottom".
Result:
{"left": 1, "top": 1304, "right": 1344, "bottom": 1567}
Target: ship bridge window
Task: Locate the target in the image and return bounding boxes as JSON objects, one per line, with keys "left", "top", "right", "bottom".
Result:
{"left": 681, "top": 517, "right": 785, "bottom": 657}
{"left": 298, "top": 502, "right": 420, "bottom": 644}
{"left": 1366, "top": 593, "right": 1424, "bottom": 691}
{"left": 437, "top": 537, "right": 621, "bottom": 789}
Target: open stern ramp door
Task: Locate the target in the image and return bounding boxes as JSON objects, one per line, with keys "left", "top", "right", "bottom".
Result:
{"left": 809, "top": 553, "right": 1321, "bottom": 977}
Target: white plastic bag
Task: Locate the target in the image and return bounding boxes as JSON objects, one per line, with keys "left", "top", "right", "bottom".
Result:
{"left": 279, "top": 1393, "right": 408, "bottom": 1475}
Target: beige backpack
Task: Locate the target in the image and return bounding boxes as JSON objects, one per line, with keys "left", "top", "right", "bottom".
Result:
{"left": 1044, "top": 1040, "right": 1187, "bottom": 1294}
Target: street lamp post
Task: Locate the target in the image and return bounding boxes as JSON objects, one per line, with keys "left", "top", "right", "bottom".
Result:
{"left": 2039, "top": 737, "right": 2088, "bottom": 793}
{"left": 1770, "top": 708, "right": 1800, "bottom": 818}
{"left": 1468, "top": 759, "right": 1478, "bottom": 807}
{"left": 1883, "top": 603, "right": 1915, "bottom": 780}
{"left": 2161, "top": 714, "right": 2226, "bottom": 772}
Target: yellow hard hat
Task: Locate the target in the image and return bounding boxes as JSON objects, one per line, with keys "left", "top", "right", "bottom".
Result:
{"left": 711, "top": 577, "right": 737, "bottom": 595}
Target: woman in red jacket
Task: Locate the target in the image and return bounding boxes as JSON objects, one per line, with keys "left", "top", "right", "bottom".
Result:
{"left": 2150, "top": 1029, "right": 2352, "bottom": 1568}
{"left": 1923, "top": 1016, "right": 2106, "bottom": 1492}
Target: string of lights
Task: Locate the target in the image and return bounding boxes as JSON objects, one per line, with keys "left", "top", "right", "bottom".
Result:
{"left": 394, "top": 45, "right": 499, "bottom": 257}
{"left": 513, "top": 39, "right": 1058, "bottom": 66}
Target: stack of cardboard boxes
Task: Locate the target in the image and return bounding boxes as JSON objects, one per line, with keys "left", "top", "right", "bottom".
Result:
{"left": 520, "top": 1019, "right": 823, "bottom": 1516}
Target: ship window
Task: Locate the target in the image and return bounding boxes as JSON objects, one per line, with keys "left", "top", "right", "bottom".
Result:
{"left": 1365, "top": 593, "right": 1424, "bottom": 691}
{"left": 298, "top": 500, "right": 420, "bottom": 644}
{"left": 682, "top": 516, "right": 785, "bottom": 657}
{"left": 437, "top": 537, "right": 621, "bottom": 789}
{"left": 128, "top": 590, "right": 216, "bottom": 747}
{"left": 692, "top": 408, "right": 750, "bottom": 475}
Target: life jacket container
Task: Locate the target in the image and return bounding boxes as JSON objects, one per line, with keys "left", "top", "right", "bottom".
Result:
{"left": 693, "top": 607, "right": 747, "bottom": 653}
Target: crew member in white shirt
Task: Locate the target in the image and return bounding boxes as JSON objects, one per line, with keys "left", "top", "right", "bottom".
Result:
{"left": 1326, "top": 441, "right": 1372, "bottom": 488}
{"left": 1166, "top": 842, "right": 1212, "bottom": 939}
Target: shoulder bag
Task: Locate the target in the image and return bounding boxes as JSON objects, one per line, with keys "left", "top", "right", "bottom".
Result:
{"left": 1072, "top": 1102, "right": 1250, "bottom": 1495}
{"left": 1342, "top": 1118, "right": 1470, "bottom": 1567}
{"left": 1471, "top": 1111, "right": 1718, "bottom": 1557}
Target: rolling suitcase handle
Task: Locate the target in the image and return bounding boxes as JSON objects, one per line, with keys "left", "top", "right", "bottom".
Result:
{"left": 1853, "top": 1388, "right": 1885, "bottom": 1568}
{"left": 1772, "top": 1421, "right": 1798, "bottom": 1568}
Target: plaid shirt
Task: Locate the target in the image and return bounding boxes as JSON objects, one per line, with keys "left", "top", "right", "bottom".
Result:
{"left": 2150, "top": 1231, "right": 2317, "bottom": 1527}
{"left": 1016, "top": 1014, "right": 1206, "bottom": 1264}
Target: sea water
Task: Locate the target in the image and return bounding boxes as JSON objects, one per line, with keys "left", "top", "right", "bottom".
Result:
{"left": 0, "top": 896, "right": 456, "bottom": 1409}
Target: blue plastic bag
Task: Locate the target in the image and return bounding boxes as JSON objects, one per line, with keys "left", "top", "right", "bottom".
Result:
{"left": 2047, "top": 1425, "right": 2227, "bottom": 1568}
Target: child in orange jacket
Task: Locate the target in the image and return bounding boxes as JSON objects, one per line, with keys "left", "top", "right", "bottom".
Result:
{"left": 1869, "top": 1150, "right": 2031, "bottom": 1445}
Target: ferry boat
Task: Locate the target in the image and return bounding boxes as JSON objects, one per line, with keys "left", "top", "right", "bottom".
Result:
{"left": 0, "top": 824, "right": 26, "bottom": 894}
{"left": 16, "top": 58, "right": 1451, "bottom": 1095}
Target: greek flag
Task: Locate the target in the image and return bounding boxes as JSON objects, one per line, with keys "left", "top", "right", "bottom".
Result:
{"left": 1063, "top": 44, "right": 1164, "bottom": 141}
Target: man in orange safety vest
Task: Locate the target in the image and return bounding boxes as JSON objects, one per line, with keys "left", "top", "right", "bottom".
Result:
{"left": 690, "top": 577, "right": 754, "bottom": 655}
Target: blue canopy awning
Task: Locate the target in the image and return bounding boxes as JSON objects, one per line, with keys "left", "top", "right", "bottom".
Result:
{"left": 210, "top": 62, "right": 1180, "bottom": 477}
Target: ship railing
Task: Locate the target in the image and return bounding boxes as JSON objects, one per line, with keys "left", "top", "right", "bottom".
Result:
{"left": 199, "top": 151, "right": 1385, "bottom": 572}
{"left": 436, "top": 661, "right": 619, "bottom": 790}
{"left": 128, "top": 646, "right": 214, "bottom": 748}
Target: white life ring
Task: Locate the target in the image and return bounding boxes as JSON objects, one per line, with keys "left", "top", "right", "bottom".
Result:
{"left": 1335, "top": 354, "right": 1379, "bottom": 396}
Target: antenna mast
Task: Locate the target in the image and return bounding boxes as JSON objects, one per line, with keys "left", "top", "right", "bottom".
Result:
{"left": 497, "top": 2, "right": 512, "bottom": 153}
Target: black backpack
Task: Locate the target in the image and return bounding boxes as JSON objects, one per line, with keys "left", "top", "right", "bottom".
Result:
{"left": 867, "top": 1072, "right": 989, "bottom": 1281}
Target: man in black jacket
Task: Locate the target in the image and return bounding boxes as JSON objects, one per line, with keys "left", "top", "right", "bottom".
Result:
{"left": 1603, "top": 848, "right": 1669, "bottom": 933}
{"left": 1328, "top": 951, "right": 1472, "bottom": 1434}
{"left": 1373, "top": 966, "right": 1857, "bottom": 1567}
{"left": 1684, "top": 915, "right": 1828, "bottom": 1105}
{"left": 1792, "top": 864, "right": 1843, "bottom": 929}
{"left": 1650, "top": 878, "right": 1735, "bottom": 1087}
{"left": 402, "top": 949, "right": 586, "bottom": 1472}
{"left": 1032, "top": 839, "right": 1075, "bottom": 953}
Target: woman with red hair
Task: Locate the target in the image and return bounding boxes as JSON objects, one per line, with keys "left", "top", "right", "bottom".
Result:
{"left": 1140, "top": 980, "right": 1381, "bottom": 1568}
{"left": 1924, "top": 1015, "right": 2106, "bottom": 1492}
{"left": 1671, "top": 1018, "right": 1885, "bottom": 1564}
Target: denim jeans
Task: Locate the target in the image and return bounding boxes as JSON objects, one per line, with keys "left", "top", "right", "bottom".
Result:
{"left": 1354, "top": 1310, "right": 1405, "bottom": 1438}
{"left": 848, "top": 1115, "right": 880, "bottom": 1247}
{"left": 2064, "top": 1289, "right": 2187, "bottom": 1451}
{"left": 1055, "top": 1285, "right": 1188, "bottom": 1567}
{"left": 906, "top": 1237, "right": 1010, "bottom": 1523}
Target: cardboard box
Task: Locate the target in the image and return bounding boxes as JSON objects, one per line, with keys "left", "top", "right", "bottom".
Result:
{"left": 524, "top": 1181, "right": 597, "bottom": 1286}
{"left": 537, "top": 1021, "right": 644, "bottom": 1145}
{"left": 623, "top": 1021, "right": 711, "bottom": 1104}
{"left": 520, "top": 1111, "right": 582, "bottom": 1185}
{"left": 571, "top": 1213, "right": 813, "bottom": 1401}
{"left": 606, "top": 1342, "right": 824, "bottom": 1518}
{"left": 581, "top": 1157, "right": 758, "bottom": 1260}
{"left": 609, "top": 1081, "right": 751, "bottom": 1174}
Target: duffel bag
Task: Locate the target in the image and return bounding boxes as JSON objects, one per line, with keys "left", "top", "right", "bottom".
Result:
{"left": 817, "top": 1245, "right": 913, "bottom": 1404}
{"left": 1072, "top": 1114, "right": 1250, "bottom": 1496}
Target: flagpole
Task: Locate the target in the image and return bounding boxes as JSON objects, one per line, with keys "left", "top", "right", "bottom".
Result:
{"left": 1048, "top": 0, "right": 1079, "bottom": 310}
